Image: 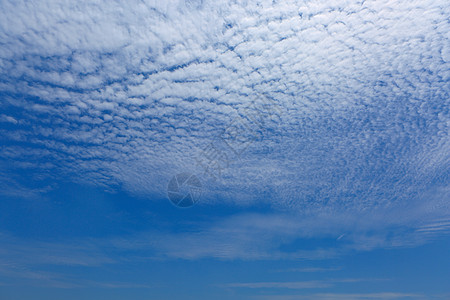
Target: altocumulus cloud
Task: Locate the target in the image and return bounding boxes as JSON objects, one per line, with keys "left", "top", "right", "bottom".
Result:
{"left": 0, "top": 0, "right": 449, "bottom": 231}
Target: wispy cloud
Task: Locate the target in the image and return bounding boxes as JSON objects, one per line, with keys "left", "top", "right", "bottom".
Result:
{"left": 251, "top": 293, "right": 427, "bottom": 300}
{"left": 275, "top": 267, "right": 342, "bottom": 273}
{"left": 2, "top": 208, "right": 447, "bottom": 270}
{"left": 224, "top": 280, "right": 332, "bottom": 289}
{"left": 223, "top": 278, "right": 385, "bottom": 290}
{"left": 416, "top": 219, "right": 450, "bottom": 234}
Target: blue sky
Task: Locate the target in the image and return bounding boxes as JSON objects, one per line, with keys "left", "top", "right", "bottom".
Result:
{"left": 0, "top": 0, "right": 449, "bottom": 299}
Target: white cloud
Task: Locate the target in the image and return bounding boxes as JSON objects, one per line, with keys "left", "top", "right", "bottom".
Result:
{"left": 252, "top": 292, "right": 426, "bottom": 300}
{"left": 0, "top": 0, "right": 449, "bottom": 253}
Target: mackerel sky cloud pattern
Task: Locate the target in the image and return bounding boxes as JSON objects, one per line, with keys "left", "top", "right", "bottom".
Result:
{"left": 0, "top": 0, "right": 449, "bottom": 240}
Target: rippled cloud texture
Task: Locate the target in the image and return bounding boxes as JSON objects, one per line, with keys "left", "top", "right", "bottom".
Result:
{"left": 0, "top": 0, "right": 449, "bottom": 252}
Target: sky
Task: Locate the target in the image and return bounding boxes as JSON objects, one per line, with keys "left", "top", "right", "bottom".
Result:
{"left": 0, "top": 0, "right": 449, "bottom": 299}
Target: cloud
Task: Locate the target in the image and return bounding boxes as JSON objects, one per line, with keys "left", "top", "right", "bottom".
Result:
{"left": 275, "top": 267, "right": 342, "bottom": 273}
{"left": 0, "top": 261, "right": 154, "bottom": 289}
{"left": 224, "top": 280, "right": 333, "bottom": 289}
{"left": 0, "top": 232, "right": 115, "bottom": 268}
{"left": 223, "top": 277, "right": 385, "bottom": 290}
{"left": 1, "top": 0, "right": 448, "bottom": 206}
{"left": 251, "top": 293, "right": 427, "bottom": 300}
{"left": 0, "top": 208, "right": 444, "bottom": 269}
{"left": 0, "top": 0, "right": 449, "bottom": 267}
{"left": 309, "top": 294, "right": 426, "bottom": 300}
